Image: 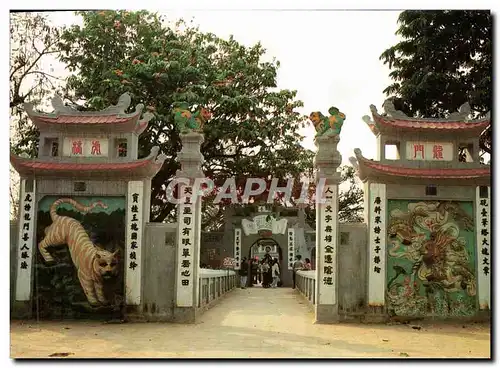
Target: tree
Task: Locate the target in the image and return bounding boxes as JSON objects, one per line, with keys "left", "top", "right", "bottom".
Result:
{"left": 380, "top": 10, "right": 492, "bottom": 155}
{"left": 54, "top": 10, "right": 314, "bottom": 225}
{"left": 303, "top": 166, "right": 364, "bottom": 228}
{"left": 11, "top": 11, "right": 364, "bottom": 227}
{"left": 10, "top": 12, "right": 63, "bottom": 220}
{"left": 10, "top": 12, "right": 63, "bottom": 156}
{"left": 10, "top": 166, "right": 19, "bottom": 221}
{"left": 199, "top": 164, "right": 363, "bottom": 230}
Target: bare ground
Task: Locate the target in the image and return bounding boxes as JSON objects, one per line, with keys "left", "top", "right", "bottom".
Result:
{"left": 10, "top": 287, "right": 491, "bottom": 358}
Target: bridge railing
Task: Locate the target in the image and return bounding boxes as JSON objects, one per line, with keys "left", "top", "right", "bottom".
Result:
{"left": 197, "top": 269, "right": 237, "bottom": 309}
{"left": 295, "top": 270, "right": 316, "bottom": 305}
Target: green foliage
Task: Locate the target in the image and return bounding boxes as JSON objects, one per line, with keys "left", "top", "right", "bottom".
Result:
{"left": 56, "top": 10, "right": 314, "bottom": 223}
{"left": 10, "top": 12, "right": 63, "bottom": 157}
{"left": 338, "top": 166, "right": 364, "bottom": 222}
{"left": 11, "top": 11, "right": 363, "bottom": 226}
{"left": 380, "top": 10, "right": 492, "bottom": 153}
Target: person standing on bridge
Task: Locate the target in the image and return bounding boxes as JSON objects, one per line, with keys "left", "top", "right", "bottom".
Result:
{"left": 304, "top": 258, "right": 312, "bottom": 270}
{"left": 246, "top": 258, "right": 254, "bottom": 287}
{"left": 271, "top": 258, "right": 280, "bottom": 288}
{"left": 257, "top": 261, "right": 263, "bottom": 285}
{"left": 251, "top": 258, "right": 259, "bottom": 285}
{"left": 261, "top": 260, "right": 271, "bottom": 288}
{"left": 292, "top": 255, "right": 304, "bottom": 289}
{"left": 239, "top": 257, "right": 248, "bottom": 289}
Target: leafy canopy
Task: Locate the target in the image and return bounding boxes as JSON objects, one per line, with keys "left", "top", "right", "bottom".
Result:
{"left": 10, "top": 12, "right": 63, "bottom": 157}
{"left": 11, "top": 11, "right": 364, "bottom": 227}
{"left": 380, "top": 10, "right": 491, "bottom": 154}
{"left": 57, "top": 10, "right": 314, "bottom": 225}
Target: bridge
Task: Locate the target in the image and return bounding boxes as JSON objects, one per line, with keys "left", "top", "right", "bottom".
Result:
{"left": 10, "top": 282, "right": 490, "bottom": 358}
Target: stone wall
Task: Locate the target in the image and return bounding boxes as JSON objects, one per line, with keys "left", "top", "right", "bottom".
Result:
{"left": 11, "top": 219, "right": 237, "bottom": 323}
{"left": 137, "top": 223, "right": 178, "bottom": 321}
{"left": 200, "top": 232, "right": 225, "bottom": 267}
{"left": 338, "top": 223, "right": 367, "bottom": 318}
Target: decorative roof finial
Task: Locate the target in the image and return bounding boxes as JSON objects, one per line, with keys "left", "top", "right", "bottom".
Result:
{"left": 51, "top": 95, "right": 78, "bottom": 114}
{"left": 362, "top": 114, "right": 379, "bottom": 135}
{"left": 382, "top": 99, "right": 408, "bottom": 119}
{"left": 348, "top": 156, "right": 359, "bottom": 171}
{"left": 447, "top": 102, "right": 471, "bottom": 121}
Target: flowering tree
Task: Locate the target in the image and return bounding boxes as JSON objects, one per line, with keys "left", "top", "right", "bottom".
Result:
{"left": 56, "top": 10, "right": 314, "bottom": 225}
{"left": 12, "top": 10, "right": 363, "bottom": 227}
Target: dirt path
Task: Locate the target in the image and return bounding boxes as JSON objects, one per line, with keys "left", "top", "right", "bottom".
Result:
{"left": 10, "top": 287, "right": 490, "bottom": 358}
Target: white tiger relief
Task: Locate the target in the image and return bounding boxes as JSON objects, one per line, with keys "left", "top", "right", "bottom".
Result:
{"left": 38, "top": 198, "right": 120, "bottom": 307}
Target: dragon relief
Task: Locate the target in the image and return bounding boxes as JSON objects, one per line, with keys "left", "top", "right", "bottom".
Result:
{"left": 173, "top": 103, "right": 212, "bottom": 134}
{"left": 309, "top": 106, "right": 346, "bottom": 137}
{"left": 386, "top": 201, "right": 477, "bottom": 317}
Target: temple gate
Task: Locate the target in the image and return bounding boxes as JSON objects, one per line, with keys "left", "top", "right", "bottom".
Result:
{"left": 10, "top": 93, "right": 165, "bottom": 319}
{"left": 351, "top": 100, "right": 491, "bottom": 320}
{"left": 10, "top": 94, "right": 489, "bottom": 324}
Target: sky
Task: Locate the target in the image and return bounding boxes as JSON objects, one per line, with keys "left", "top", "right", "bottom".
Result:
{"left": 45, "top": 9, "right": 402, "bottom": 164}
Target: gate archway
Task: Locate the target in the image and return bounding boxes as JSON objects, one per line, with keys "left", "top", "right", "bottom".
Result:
{"left": 248, "top": 237, "right": 281, "bottom": 261}
{"left": 246, "top": 237, "right": 286, "bottom": 287}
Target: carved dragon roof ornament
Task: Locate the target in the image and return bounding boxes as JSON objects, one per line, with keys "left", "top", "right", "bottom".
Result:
{"left": 23, "top": 92, "right": 155, "bottom": 135}
{"left": 381, "top": 99, "right": 409, "bottom": 119}
{"left": 371, "top": 98, "right": 486, "bottom": 122}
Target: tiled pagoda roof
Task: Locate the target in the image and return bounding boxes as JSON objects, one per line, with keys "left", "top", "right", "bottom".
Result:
{"left": 10, "top": 147, "right": 166, "bottom": 179}
{"left": 349, "top": 148, "right": 490, "bottom": 185}
{"left": 25, "top": 93, "right": 153, "bottom": 134}
{"left": 362, "top": 100, "right": 490, "bottom": 136}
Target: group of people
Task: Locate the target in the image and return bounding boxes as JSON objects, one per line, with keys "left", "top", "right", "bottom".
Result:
{"left": 238, "top": 254, "right": 313, "bottom": 289}
{"left": 238, "top": 254, "right": 281, "bottom": 289}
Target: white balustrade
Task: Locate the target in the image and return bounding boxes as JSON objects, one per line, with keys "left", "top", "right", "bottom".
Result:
{"left": 296, "top": 270, "right": 316, "bottom": 305}
{"left": 198, "top": 269, "right": 237, "bottom": 308}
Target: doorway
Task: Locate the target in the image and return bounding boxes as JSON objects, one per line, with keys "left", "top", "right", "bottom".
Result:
{"left": 247, "top": 238, "right": 284, "bottom": 287}
{"left": 248, "top": 238, "right": 281, "bottom": 261}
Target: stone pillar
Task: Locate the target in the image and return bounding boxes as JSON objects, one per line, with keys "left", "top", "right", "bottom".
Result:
{"left": 13, "top": 178, "right": 37, "bottom": 318}
{"left": 173, "top": 132, "right": 205, "bottom": 323}
{"left": 234, "top": 228, "right": 242, "bottom": 270}
{"left": 287, "top": 228, "right": 296, "bottom": 271}
{"left": 366, "top": 182, "right": 387, "bottom": 322}
{"left": 475, "top": 186, "right": 490, "bottom": 312}
{"left": 125, "top": 180, "right": 145, "bottom": 306}
{"left": 313, "top": 134, "right": 342, "bottom": 323}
